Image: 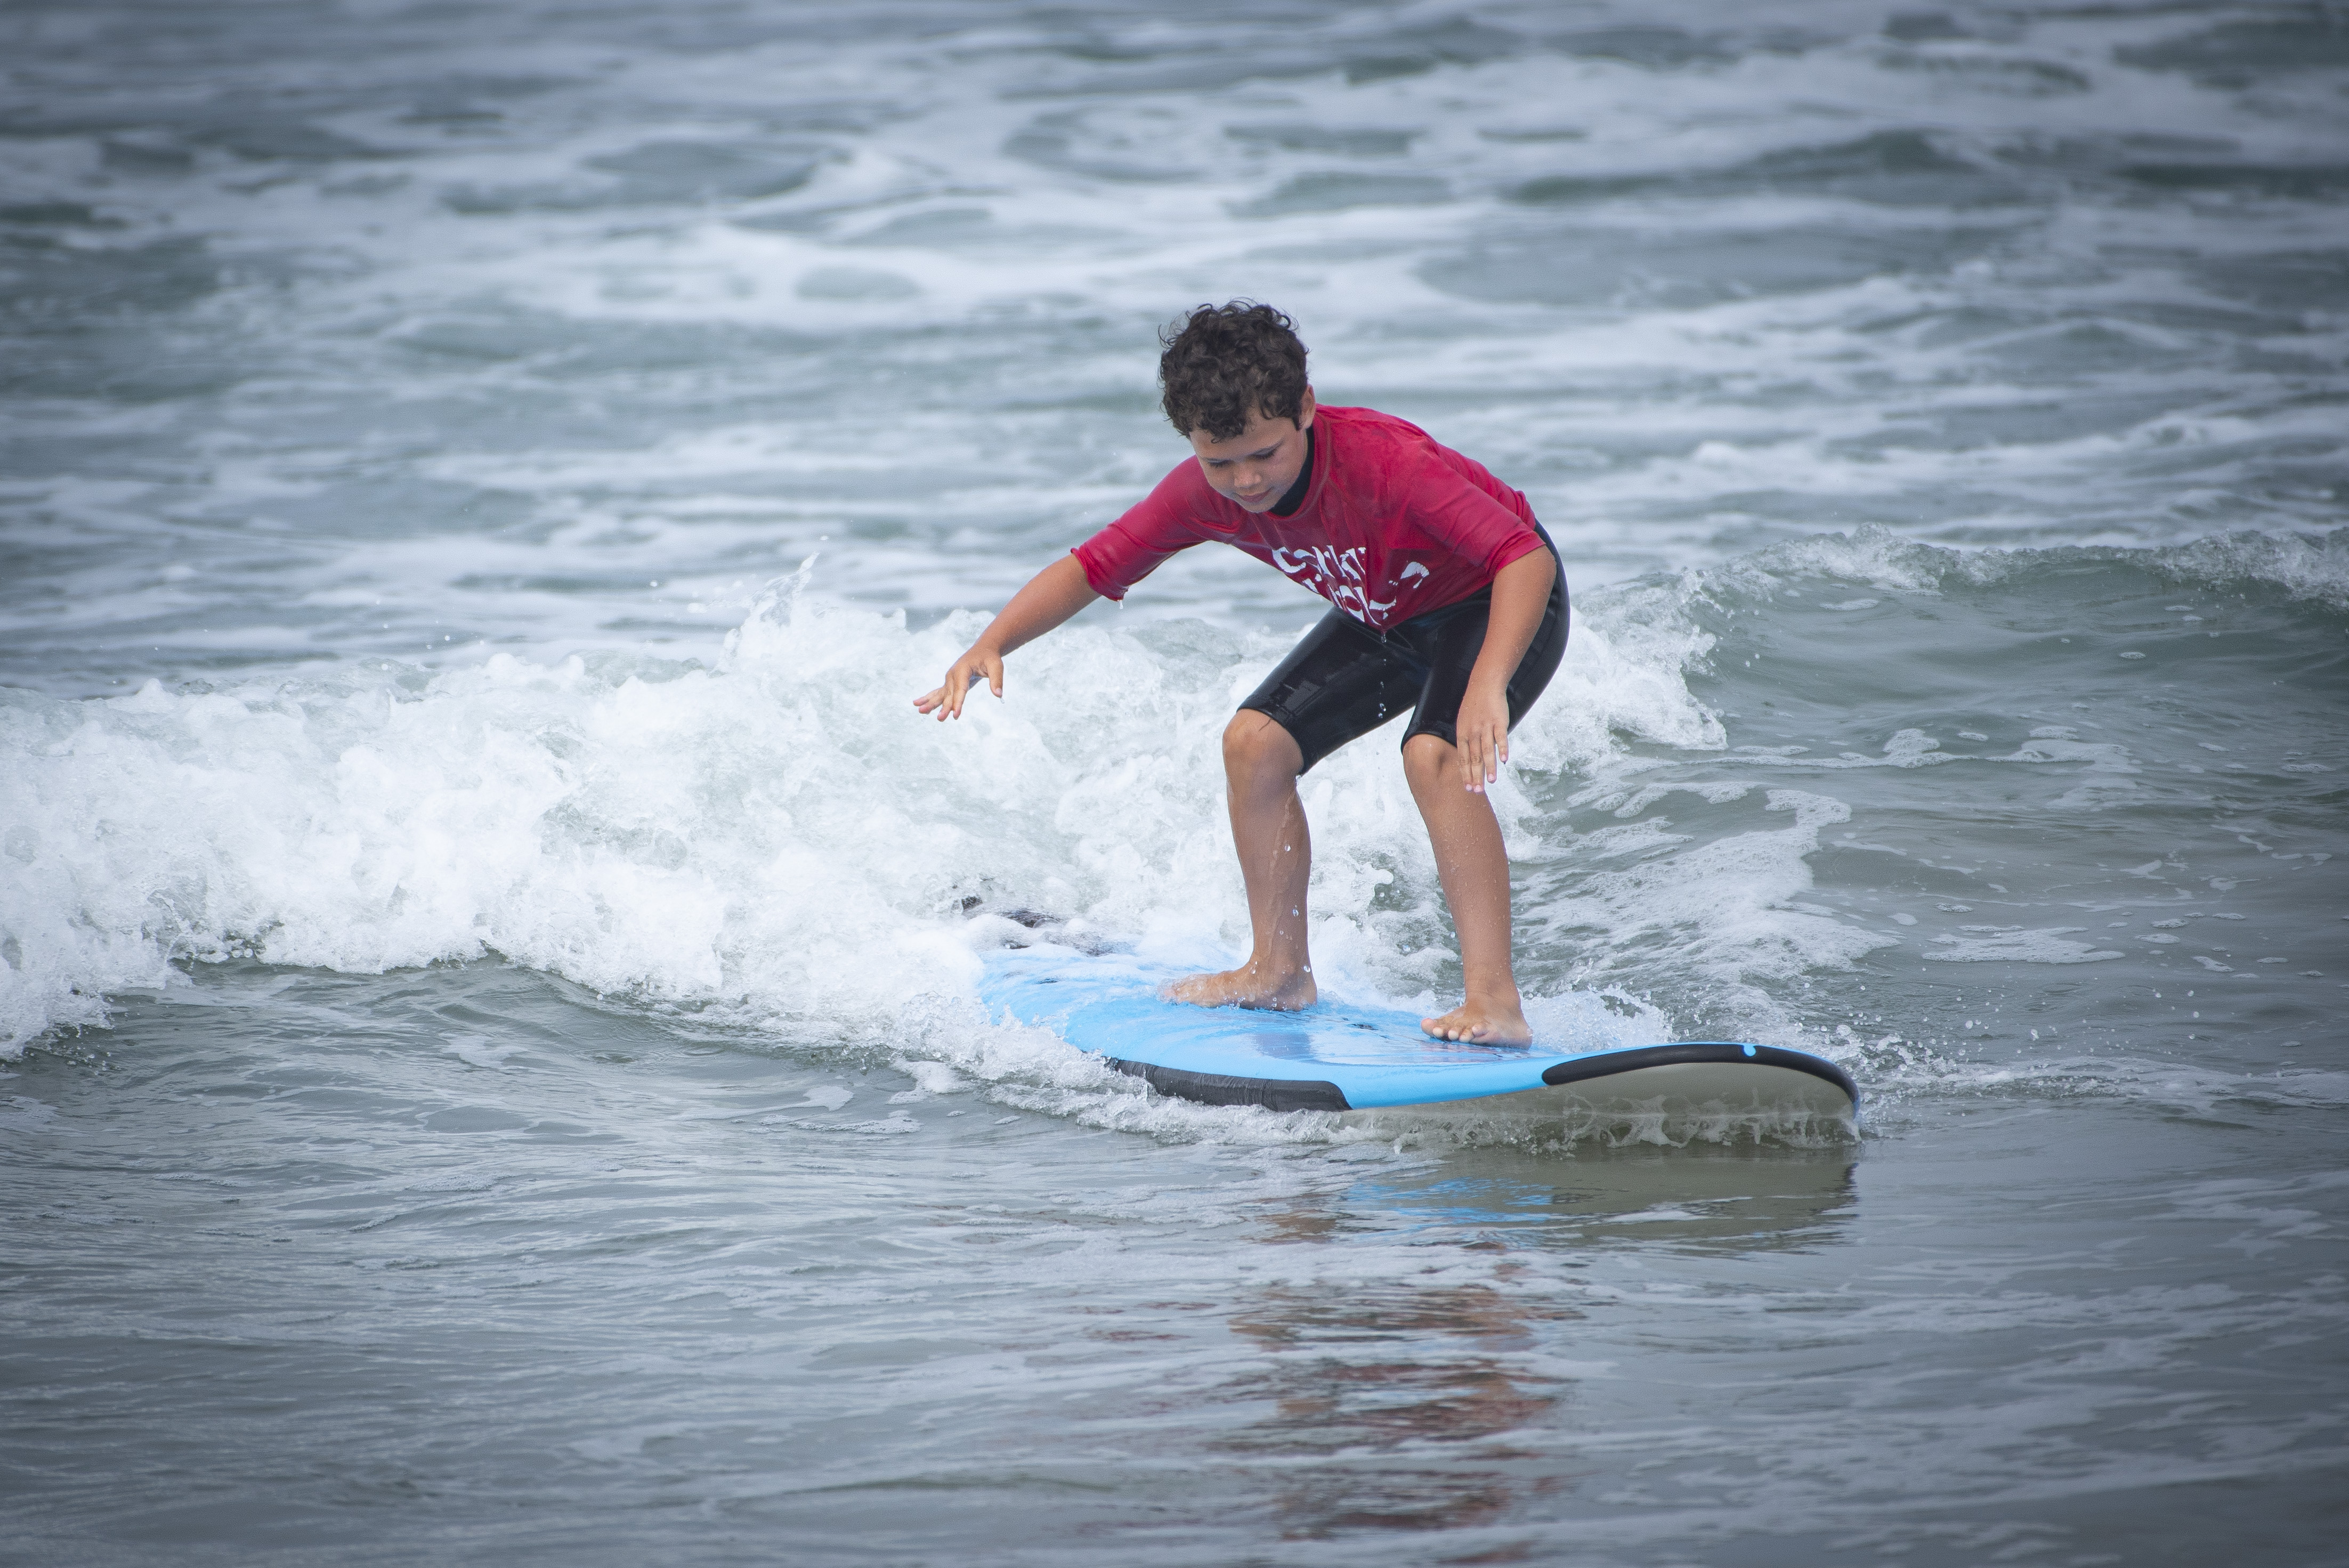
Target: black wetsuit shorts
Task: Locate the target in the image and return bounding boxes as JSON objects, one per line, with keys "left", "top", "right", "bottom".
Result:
{"left": 1239, "top": 527, "right": 1569, "bottom": 773}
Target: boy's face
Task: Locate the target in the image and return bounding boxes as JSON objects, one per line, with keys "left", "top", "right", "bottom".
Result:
{"left": 1188, "top": 387, "right": 1317, "bottom": 512}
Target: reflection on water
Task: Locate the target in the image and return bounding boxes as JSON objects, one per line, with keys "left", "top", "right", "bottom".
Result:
{"left": 1215, "top": 1150, "right": 1855, "bottom": 1540}
{"left": 1363, "top": 1147, "right": 1859, "bottom": 1254}
{"left": 1221, "top": 1277, "right": 1572, "bottom": 1538}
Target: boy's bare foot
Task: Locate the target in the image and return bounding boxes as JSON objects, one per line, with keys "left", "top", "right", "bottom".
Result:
{"left": 1420, "top": 997, "right": 1531, "bottom": 1046}
{"left": 1164, "top": 964, "right": 1317, "bottom": 1012}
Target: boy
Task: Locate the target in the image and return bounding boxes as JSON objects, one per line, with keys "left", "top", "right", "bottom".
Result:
{"left": 915, "top": 303, "right": 1567, "bottom": 1044}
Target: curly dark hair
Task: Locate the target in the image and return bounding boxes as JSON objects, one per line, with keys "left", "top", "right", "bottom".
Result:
{"left": 1157, "top": 301, "right": 1308, "bottom": 441}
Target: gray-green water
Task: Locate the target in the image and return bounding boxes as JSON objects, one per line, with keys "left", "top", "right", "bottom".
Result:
{"left": 3, "top": 1, "right": 2345, "bottom": 1563}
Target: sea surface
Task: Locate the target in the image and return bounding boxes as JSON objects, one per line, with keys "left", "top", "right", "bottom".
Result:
{"left": 3, "top": 1, "right": 2346, "bottom": 1563}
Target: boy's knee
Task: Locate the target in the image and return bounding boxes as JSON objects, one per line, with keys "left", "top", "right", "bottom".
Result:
{"left": 1224, "top": 711, "right": 1302, "bottom": 778}
{"left": 1402, "top": 732, "right": 1454, "bottom": 779}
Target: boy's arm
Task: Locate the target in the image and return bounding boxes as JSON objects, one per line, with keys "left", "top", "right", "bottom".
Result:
{"left": 914, "top": 554, "right": 1100, "bottom": 720}
{"left": 1454, "top": 547, "right": 1554, "bottom": 793}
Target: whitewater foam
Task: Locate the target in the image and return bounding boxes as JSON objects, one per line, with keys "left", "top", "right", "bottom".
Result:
{"left": 0, "top": 558, "right": 1726, "bottom": 1059}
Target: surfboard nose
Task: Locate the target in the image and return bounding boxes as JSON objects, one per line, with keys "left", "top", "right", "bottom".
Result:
{"left": 1542, "top": 1041, "right": 1858, "bottom": 1105}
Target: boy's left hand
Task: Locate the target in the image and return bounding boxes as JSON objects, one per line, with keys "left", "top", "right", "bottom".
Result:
{"left": 1456, "top": 680, "right": 1511, "bottom": 793}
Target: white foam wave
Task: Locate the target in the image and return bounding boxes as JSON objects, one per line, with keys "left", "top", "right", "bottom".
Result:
{"left": 1553, "top": 788, "right": 1899, "bottom": 1019}
{"left": 0, "top": 564, "right": 1732, "bottom": 1062}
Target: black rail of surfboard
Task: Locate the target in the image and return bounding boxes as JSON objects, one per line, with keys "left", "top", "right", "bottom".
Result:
{"left": 1542, "top": 1041, "right": 1858, "bottom": 1103}
{"left": 1104, "top": 1059, "right": 1351, "bottom": 1112}
{"left": 1104, "top": 1041, "right": 1857, "bottom": 1115}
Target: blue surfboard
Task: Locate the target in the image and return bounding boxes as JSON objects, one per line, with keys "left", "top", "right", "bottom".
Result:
{"left": 979, "top": 949, "right": 1858, "bottom": 1125}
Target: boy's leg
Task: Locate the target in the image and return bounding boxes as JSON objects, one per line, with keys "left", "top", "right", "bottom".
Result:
{"left": 1395, "top": 550, "right": 1567, "bottom": 1044}
{"left": 1164, "top": 712, "right": 1317, "bottom": 1010}
{"left": 1402, "top": 734, "right": 1529, "bottom": 1044}
{"left": 1168, "top": 607, "right": 1424, "bottom": 1012}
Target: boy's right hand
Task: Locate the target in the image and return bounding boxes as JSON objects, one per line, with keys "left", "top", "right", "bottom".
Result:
{"left": 913, "top": 646, "right": 1005, "bottom": 720}
{"left": 910, "top": 556, "right": 1101, "bottom": 723}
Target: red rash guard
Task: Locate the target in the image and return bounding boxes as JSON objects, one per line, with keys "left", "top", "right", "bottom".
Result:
{"left": 1070, "top": 404, "right": 1545, "bottom": 631}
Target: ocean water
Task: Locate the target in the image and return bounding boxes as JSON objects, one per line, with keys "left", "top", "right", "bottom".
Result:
{"left": 3, "top": 1, "right": 2346, "bottom": 1562}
